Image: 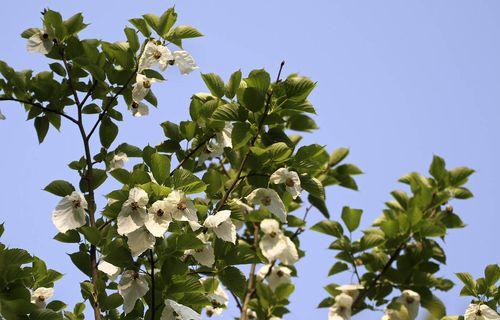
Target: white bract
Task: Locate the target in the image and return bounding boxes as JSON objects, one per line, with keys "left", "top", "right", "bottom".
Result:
{"left": 126, "top": 226, "right": 156, "bottom": 257}
{"left": 270, "top": 168, "right": 302, "bottom": 199}
{"left": 259, "top": 219, "right": 298, "bottom": 265}
{"left": 138, "top": 40, "right": 174, "bottom": 72}
{"left": 129, "top": 101, "right": 150, "bottom": 117}
{"left": 109, "top": 152, "right": 128, "bottom": 171}
{"left": 185, "top": 234, "right": 215, "bottom": 267}
{"left": 165, "top": 190, "right": 200, "bottom": 230}
{"left": 336, "top": 284, "right": 364, "bottom": 300}
{"left": 31, "top": 287, "right": 54, "bottom": 308}
{"left": 173, "top": 50, "right": 198, "bottom": 75}
{"left": 464, "top": 303, "right": 500, "bottom": 320}
{"left": 51, "top": 191, "right": 88, "bottom": 233}
{"left": 396, "top": 290, "right": 420, "bottom": 320}
{"left": 117, "top": 187, "right": 149, "bottom": 235}
{"left": 328, "top": 293, "right": 353, "bottom": 320}
{"left": 257, "top": 264, "right": 292, "bottom": 291}
{"left": 26, "top": 29, "right": 53, "bottom": 54}
{"left": 132, "top": 73, "right": 161, "bottom": 102}
{"left": 118, "top": 270, "right": 149, "bottom": 314}
{"left": 145, "top": 199, "right": 173, "bottom": 237}
{"left": 216, "top": 122, "right": 233, "bottom": 148}
{"left": 97, "top": 260, "right": 121, "bottom": 280}
{"left": 161, "top": 299, "right": 201, "bottom": 320}
{"left": 203, "top": 210, "right": 236, "bottom": 243}
{"left": 205, "top": 283, "right": 229, "bottom": 317}
{"left": 246, "top": 188, "right": 287, "bottom": 222}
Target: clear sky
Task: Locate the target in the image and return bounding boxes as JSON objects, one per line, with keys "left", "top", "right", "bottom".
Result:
{"left": 0, "top": 1, "right": 499, "bottom": 319}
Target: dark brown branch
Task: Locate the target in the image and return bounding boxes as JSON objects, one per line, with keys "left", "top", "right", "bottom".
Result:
{"left": 169, "top": 134, "right": 215, "bottom": 176}
{"left": 216, "top": 61, "right": 285, "bottom": 213}
{"left": 0, "top": 97, "right": 79, "bottom": 125}
{"left": 240, "top": 223, "right": 260, "bottom": 320}
{"left": 81, "top": 80, "right": 98, "bottom": 107}
{"left": 149, "top": 249, "right": 156, "bottom": 319}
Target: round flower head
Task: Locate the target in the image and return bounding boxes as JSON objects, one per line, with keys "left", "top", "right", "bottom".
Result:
{"left": 205, "top": 283, "right": 229, "bottom": 317}
{"left": 257, "top": 264, "right": 292, "bottom": 291}
{"left": 126, "top": 226, "right": 156, "bottom": 257}
{"left": 109, "top": 152, "right": 128, "bottom": 171}
{"left": 118, "top": 270, "right": 149, "bottom": 314}
{"left": 246, "top": 188, "right": 287, "bottom": 222}
{"left": 396, "top": 290, "right": 420, "bottom": 320}
{"left": 145, "top": 199, "right": 173, "bottom": 237}
{"left": 51, "top": 191, "right": 88, "bottom": 233}
{"left": 97, "top": 260, "right": 121, "bottom": 280}
{"left": 138, "top": 40, "right": 174, "bottom": 72}
{"left": 129, "top": 101, "right": 150, "bottom": 117}
{"left": 464, "top": 303, "right": 499, "bottom": 320}
{"left": 165, "top": 190, "right": 199, "bottom": 229}
{"left": 270, "top": 167, "right": 302, "bottom": 199}
{"left": 328, "top": 293, "right": 353, "bottom": 320}
{"left": 31, "top": 287, "right": 54, "bottom": 308}
{"left": 172, "top": 50, "right": 199, "bottom": 75}
{"left": 132, "top": 73, "right": 161, "bottom": 102}
{"left": 117, "top": 187, "right": 149, "bottom": 235}
{"left": 203, "top": 210, "right": 236, "bottom": 244}
{"left": 26, "top": 29, "right": 53, "bottom": 54}
{"left": 259, "top": 219, "right": 298, "bottom": 265}
{"left": 161, "top": 299, "right": 201, "bottom": 320}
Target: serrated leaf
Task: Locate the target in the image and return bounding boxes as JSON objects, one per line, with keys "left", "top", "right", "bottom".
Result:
{"left": 44, "top": 180, "right": 75, "bottom": 197}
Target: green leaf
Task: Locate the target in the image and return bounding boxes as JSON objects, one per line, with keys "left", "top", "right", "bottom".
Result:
{"left": 201, "top": 73, "right": 225, "bottom": 98}
{"left": 169, "top": 25, "right": 203, "bottom": 39}
{"left": 308, "top": 195, "right": 330, "bottom": 218}
{"left": 46, "top": 300, "right": 67, "bottom": 312}
{"left": 421, "top": 294, "right": 446, "bottom": 319}
{"left": 283, "top": 75, "right": 316, "bottom": 101}
{"left": 211, "top": 103, "right": 248, "bottom": 122}
{"left": 99, "top": 117, "right": 118, "bottom": 149}
{"left": 64, "top": 13, "right": 88, "bottom": 35}
{"left": 151, "top": 152, "right": 171, "bottom": 185}
{"left": 341, "top": 206, "right": 363, "bottom": 232}
{"left": 69, "top": 251, "right": 92, "bottom": 277}
{"left": 484, "top": 264, "right": 500, "bottom": 287}
{"left": 329, "top": 148, "right": 349, "bottom": 166}
{"left": 429, "top": 155, "right": 448, "bottom": 185}
{"left": 49, "top": 63, "right": 66, "bottom": 77}
{"left": 53, "top": 230, "right": 80, "bottom": 243}
{"left": 456, "top": 272, "right": 477, "bottom": 291}
{"left": 380, "top": 220, "right": 399, "bottom": 237}
{"left": 232, "top": 122, "right": 252, "bottom": 150}
{"left": 172, "top": 168, "right": 206, "bottom": 194}
{"left": 34, "top": 116, "right": 49, "bottom": 143}
{"left": 219, "top": 266, "right": 247, "bottom": 299}
{"left": 241, "top": 86, "right": 266, "bottom": 112}
{"left": 311, "top": 220, "right": 343, "bottom": 237}
{"left": 301, "top": 175, "right": 325, "bottom": 200}
{"left": 275, "top": 283, "right": 295, "bottom": 301}
{"left": 328, "top": 262, "right": 348, "bottom": 276}
{"left": 124, "top": 27, "right": 140, "bottom": 52}
{"left": 110, "top": 168, "right": 131, "bottom": 184}
{"left": 158, "top": 8, "right": 178, "bottom": 37}
{"left": 79, "top": 169, "right": 107, "bottom": 192}
{"left": 44, "top": 180, "right": 75, "bottom": 197}
{"left": 226, "top": 70, "right": 242, "bottom": 99}
{"left": 80, "top": 226, "right": 101, "bottom": 246}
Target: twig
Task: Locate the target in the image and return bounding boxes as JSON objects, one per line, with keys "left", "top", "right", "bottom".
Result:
{"left": 0, "top": 97, "right": 79, "bottom": 125}
{"left": 230, "top": 291, "right": 243, "bottom": 312}
{"left": 149, "top": 249, "right": 156, "bottom": 319}
{"left": 169, "top": 134, "right": 215, "bottom": 176}
{"left": 80, "top": 80, "right": 98, "bottom": 107}
{"left": 290, "top": 204, "right": 313, "bottom": 240}
{"left": 216, "top": 61, "right": 286, "bottom": 213}
{"left": 240, "top": 223, "right": 260, "bottom": 320}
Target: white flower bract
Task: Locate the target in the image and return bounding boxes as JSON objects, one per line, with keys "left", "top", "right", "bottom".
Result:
{"left": 165, "top": 190, "right": 200, "bottom": 230}
{"left": 246, "top": 188, "right": 287, "bottom": 222}
{"left": 145, "top": 199, "right": 173, "bottom": 237}
{"left": 161, "top": 299, "right": 201, "bottom": 320}
{"left": 27, "top": 29, "right": 53, "bottom": 54}
{"left": 126, "top": 226, "right": 156, "bottom": 257}
{"left": 270, "top": 168, "right": 302, "bottom": 199}
{"left": 117, "top": 187, "right": 149, "bottom": 235}
{"left": 396, "top": 290, "right": 420, "bottom": 320}
{"left": 97, "top": 260, "right": 121, "bottom": 280}
{"left": 173, "top": 50, "right": 198, "bottom": 75}
{"left": 118, "top": 270, "right": 149, "bottom": 314}
{"left": 129, "top": 101, "right": 150, "bottom": 117}
{"left": 464, "top": 303, "right": 500, "bottom": 320}
{"left": 138, "top": 41, "right": 174, "bottom": 72}
{"left": 31, "top": 287, "right": 54, "bottom": 308}
{"left": 258, "top": 219, "right": 298, "bottom": 265}
{"left": 132, "top": 73, "right": 161, "bottom": 102}
{"left": 257, "top": 264, "right": 292, "bottom": 291}
{"left": 109, "top": 152, "right": 128, "bottom": 171}
{"left": 328, "top": 293, "right": 353, "bottom": 320}
{"left": 203, "top": 210, "right": 236, "bottom": 243}
{"left": 51, "top": 191, "right": 88, "bottom": 233}
{"left": 205, "top": 283, "right": 229, "bottom": 317}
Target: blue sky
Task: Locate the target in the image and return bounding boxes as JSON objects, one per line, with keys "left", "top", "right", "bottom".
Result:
{"left": 1, "top": 1, "right": 499, "bottom": 319}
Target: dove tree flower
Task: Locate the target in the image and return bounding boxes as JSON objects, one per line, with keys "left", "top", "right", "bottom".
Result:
{"left": 246, "top": 188, "right": 287, "bottom": 222}
{"left": 129, "top": 100, "right": 150, "bottom": 117}
{"left": 109, "top": 152, "right": 128, "bottom": 171}
{"left": 257, "top": 264, "right": 292, "bottom": 291}
{"left": 51, "top": 191, "right": 88, "bottom": 233}
{"left": 144, "top": 199, "right": 173, "bottom": 237}
{"left": 336, "top": 284, "right": 364, "bottom": 300}
{"left": 26, "top": 29, "right": 53, "bottom": 54}
{"left": 185, "top": 234, "right": 215, "bottom": 267}
{"left": 464, "top": 303, "right": 500, "bottom": 320}
{"left": 396, "top": 290, "right": 420, "bottom": 320}
{"left": 97, "top": 260, "right": 121, "bottom": 280}
{"left": 270, "top": 167, "right": 302, "bottom": 199}
{"left": 161, "top": 299, "right": 201, "bottom": 320}
{"left": 118, "top": 270, "right": 149, "bottom": 314}
{"left": 328, "top": 293, "right": 353, "bottom": 320}
{"left": 138, "top": 40, "right": 174, "bottom": 72}
{"left": 173, "top": 50, "right": 199, "bottom": 75}
{"left": 31, "top": 287, "right": 54, "bottom": 308}
{"left": 259, "top": 219, "right": 298, "bottom": 265}
{"left": 165, "top": 190, "right": 200, "bottom": 230}
{"left": 203, "top": 210, "right": 236, "bottom": 243}
{"left": 117, "top": 187, "right": 149, "bottom": 235}
{"left": 126, "top": 226, "right": 156, "bottom": 257}
{"left": 132, "top": 73, "right": 161, "bottom": 102}
{"left": 205, "top": 283, "right": 229, "bottom": 317}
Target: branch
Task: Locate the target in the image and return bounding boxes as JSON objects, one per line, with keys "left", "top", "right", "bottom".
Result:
{"left": 229, "top": 291, "right": 243, "bottom": 312}
{"left": 352, "top": 241, "right": 407, "bottom": 309}
{"left": 149, "top": 249, "right": 156, "bottom": 319}
{"left": 86, "top": 69, "right": 137, "bottom": 141}
{"left": 81, "top": 79, "right": 98, "bottom": 107}
{"left": 61, "top": 49, "right": 81, "bottom": 107}
{"left": 216, "top": 61, "right": 286, "bottom": 212}
{"left": 240, "top": 223, "right": 260, "bottom": 320}
{"left": 290, "top": 204, "right": 313, "bottom": 240}
{"left": 0, "top": 97, "right": 79, "bottom": 125}
{"left": 169, "top": 134, "right": 215, "bottom": 176}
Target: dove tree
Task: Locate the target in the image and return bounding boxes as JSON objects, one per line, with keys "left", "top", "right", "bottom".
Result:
{"left": 0, "top": 6, "right": 498, "bottom": 320}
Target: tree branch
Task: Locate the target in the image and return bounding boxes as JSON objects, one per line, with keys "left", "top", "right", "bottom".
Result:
{"left": 240, "top": 223, "right": 260, "bottom": 320}
{"left": 169, "top": 134, "right": 215, "bottom": 176}
{"left": 0, "top": 97, "right": 79, "bottom": 125}
{"left": 149, "top": 249, "right": 156, "bottom": 320}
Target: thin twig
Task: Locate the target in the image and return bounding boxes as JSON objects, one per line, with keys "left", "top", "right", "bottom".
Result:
{"left": 0, "top": 97, "right": 79, "bottom": 125}
{"left": 240, "top": 223, "right": 260, "bottom": 320}
{"left": 81, "top": 80, "right": 98, "bottom": 107}
{"left": 169, "top": 134, "right": 215, "bottom": 176}
{"left": 230, "top": 291, "right": 243, "bottom": 312}
{"left": 149, "top": 249, "right": 156, "bottom": 319}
